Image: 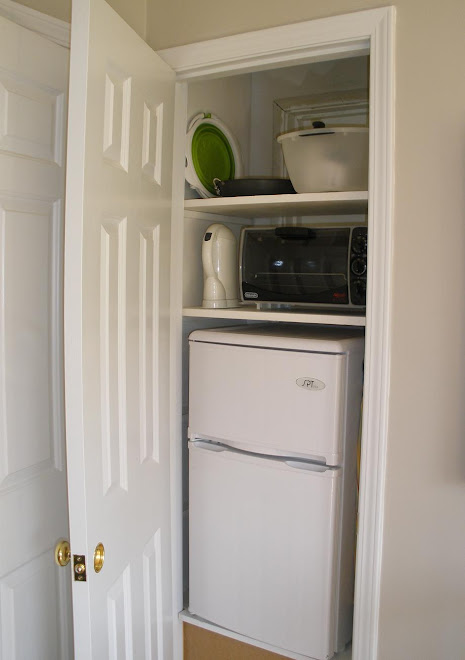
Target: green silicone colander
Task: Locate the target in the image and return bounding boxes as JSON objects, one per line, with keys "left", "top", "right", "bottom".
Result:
{"left": 191, "top": 123, "right": 236, "bottom": 195}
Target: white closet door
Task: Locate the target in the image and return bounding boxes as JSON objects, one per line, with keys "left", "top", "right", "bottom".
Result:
{"left": 64, "top": 0, "right": 175, "bottom": 657}
{"left": 0, "top": 16, "right": 72, "bottom": 660}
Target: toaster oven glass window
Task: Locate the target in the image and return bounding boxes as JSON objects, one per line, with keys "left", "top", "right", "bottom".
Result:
{"left": 241, "top": 227, "right": 350, "bottom": 304}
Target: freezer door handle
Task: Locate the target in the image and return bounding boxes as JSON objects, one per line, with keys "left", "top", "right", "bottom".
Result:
{"left": 189, "top": 439, "right": 226, "bottom": 452}
{"left": 284, "top": 460, "right": 338, "bottom": 473}
{"left": 190, "top": 440, "right": 338, "bottom": 472}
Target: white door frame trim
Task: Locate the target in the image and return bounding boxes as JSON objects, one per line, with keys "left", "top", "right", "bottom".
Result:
{"left": 0, "top": 0, "right": 70, "bottom": 47}
{"left": 161, "top": 7, "right": 395, "bottom": 660}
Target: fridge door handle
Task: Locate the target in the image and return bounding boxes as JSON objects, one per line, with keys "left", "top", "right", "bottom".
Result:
{"left": 189, "top": 439, "right": 226, "bottom": 453}
{"left": 284, "top": 460, "right": 338, "bottom": 473}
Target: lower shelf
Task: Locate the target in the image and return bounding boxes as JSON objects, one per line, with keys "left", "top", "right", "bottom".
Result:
{"left": 180, "top": 610, "right": 352, "bottom": 660}
{"left": 183, "top": 306, "right": 366, "bottom": 327}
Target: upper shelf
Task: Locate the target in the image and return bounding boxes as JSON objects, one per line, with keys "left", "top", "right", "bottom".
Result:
{"left": 184, "top": 191, "right": 368, "bottom": 218}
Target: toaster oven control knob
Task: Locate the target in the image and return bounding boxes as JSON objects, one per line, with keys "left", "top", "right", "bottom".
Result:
{"left": 351, "top": 257, "right": 367, "bottom": 277}
{"left": 351, "top": 279, "right": 367, "bottom": 305}
{"left": 352, "top": 233, "right": 367, "bottom": 254}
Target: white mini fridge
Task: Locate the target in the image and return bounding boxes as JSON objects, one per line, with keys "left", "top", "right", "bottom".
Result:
{"left": 188, "top": 325, "right": 364, "bottom": 660}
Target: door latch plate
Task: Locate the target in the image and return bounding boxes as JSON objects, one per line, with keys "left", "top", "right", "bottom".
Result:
{"left": 73, "top": 555, "right": 87, "bottom": 582}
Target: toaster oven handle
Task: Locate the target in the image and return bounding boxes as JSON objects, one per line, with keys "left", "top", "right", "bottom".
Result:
{"left": 274, "top": 227, "right": 316, "bottom": 240}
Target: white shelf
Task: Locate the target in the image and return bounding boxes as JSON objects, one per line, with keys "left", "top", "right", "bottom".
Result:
{"left": 184, "top": 191, "right": 368, "bottom": 218}
{"left": 182, "top": 306, "right": 366, "bottom": 327}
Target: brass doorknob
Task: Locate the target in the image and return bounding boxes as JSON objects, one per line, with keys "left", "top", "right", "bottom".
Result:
{"left": 54, "top": 539, "right": 71, "bottom": 567}
{"left": 94, "top": 542, "right": 105, "bottom": 573}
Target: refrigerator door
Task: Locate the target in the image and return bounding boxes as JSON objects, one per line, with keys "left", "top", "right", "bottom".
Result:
{"left": 188, "top": 440, "right": 348, "bottom": 660}
{"left": 189, "top": 339, "right": 347, "bottom": 464}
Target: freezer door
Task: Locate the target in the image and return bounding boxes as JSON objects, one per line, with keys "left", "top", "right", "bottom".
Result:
{"left": 188, "top": 441, "right": 350, "bottom": 660}
{"left": 189, "top": 339, "right": 347, "bottom": 464}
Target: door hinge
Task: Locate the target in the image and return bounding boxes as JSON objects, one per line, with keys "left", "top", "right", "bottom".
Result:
{"left": 73, "top": 554, "right": 87, "bottom": 582}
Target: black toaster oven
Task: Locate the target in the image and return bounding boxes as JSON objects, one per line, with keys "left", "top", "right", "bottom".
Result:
{"left": 239, "top": 225, "right": 367, "bottom": 309}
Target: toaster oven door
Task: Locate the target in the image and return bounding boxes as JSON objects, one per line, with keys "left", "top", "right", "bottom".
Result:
{"left": 241, "top": 226, "right": 350, "bottom": 304}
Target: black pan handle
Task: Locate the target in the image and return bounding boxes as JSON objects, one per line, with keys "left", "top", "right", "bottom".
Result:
{"left": 213, "top": 177, "right": 223, "bottom": 196}
{"left": 275, "top": 227, "right": 316, "bottom": 240}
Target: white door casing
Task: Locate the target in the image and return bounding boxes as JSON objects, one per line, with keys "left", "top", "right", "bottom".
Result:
{"left": 161, "top": 8, "right": 394, "bottom": 660}
{"left": 64, "top": 0, "right": 175, "bottom": 657}
{"left": 0, "top": 15, "right": 71, "bottom": 660}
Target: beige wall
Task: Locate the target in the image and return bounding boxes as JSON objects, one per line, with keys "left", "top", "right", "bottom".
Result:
{"left": 12, "top": 0, "right": 147, "bottom": 38}
{"left": 148, "top": 1, "right": 465, "bottom": 659}
{"left": 104, "top": 0, "right": 147, "bottom": 39}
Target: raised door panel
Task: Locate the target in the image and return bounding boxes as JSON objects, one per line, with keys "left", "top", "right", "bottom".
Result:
{"left": 106, "top": 564, "right": 133, "bottom": 657}
{"left": 0, "top": 197, "right": 63, "bottom": 489}
{"left": 139, "top": 226, "right": 160, "bottom": 464}
{"left": 100, "top": 215, "right": 128, "bottom": 494}
{"left": 103, "top": 65, "right": 131, "bottom": 171}
{"left": 0, "top": 549, "right": 72, "bottom": 660}
{"left": 142, "top": 530, "right": 164, "bottom": 658}
{"left": 141, "top": 102, "right": 163, "bottom": 184}
{"left": 0, "top": 71, "right": 66, "bottom": 165}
